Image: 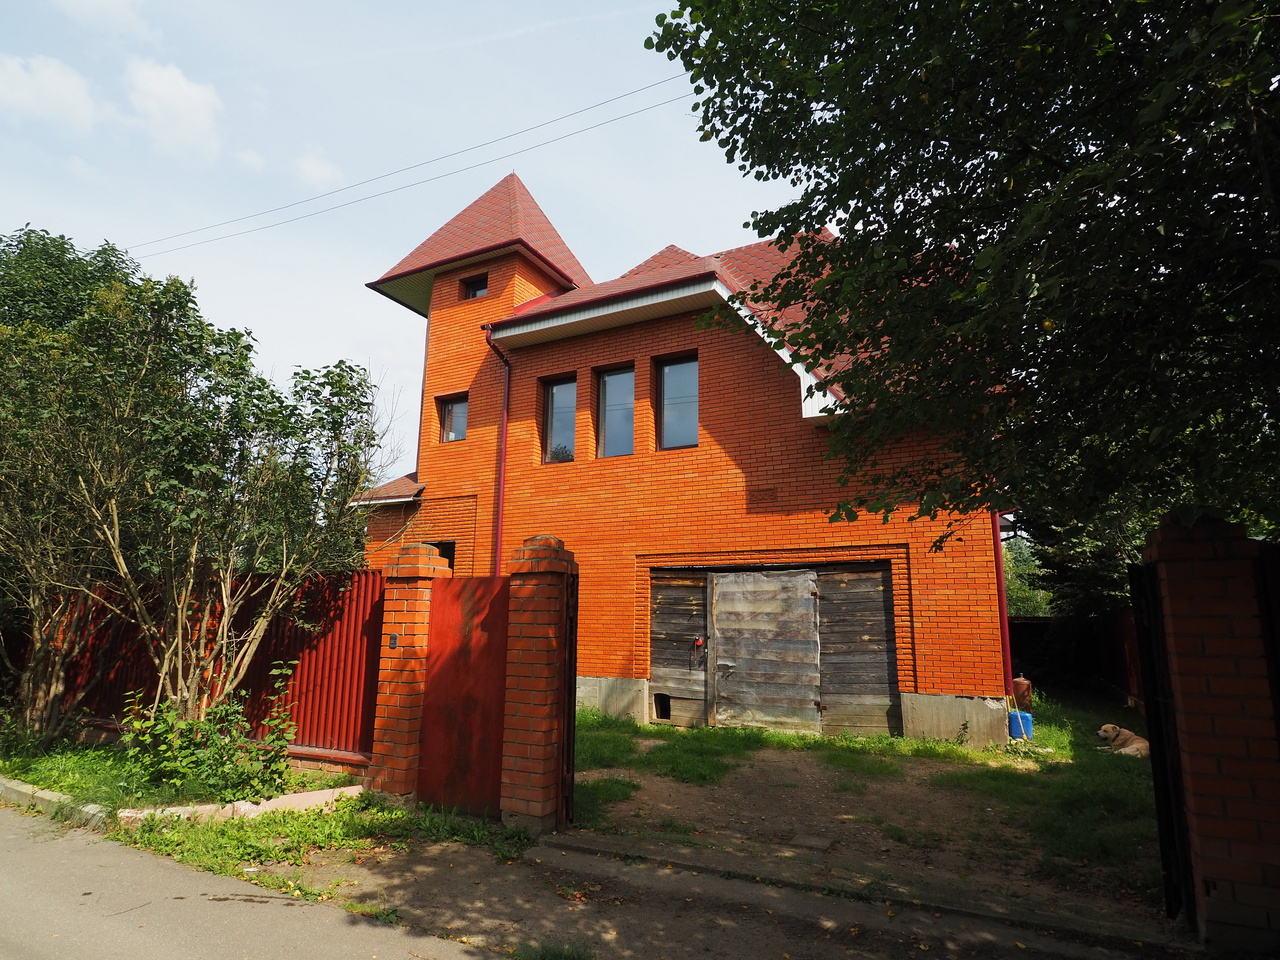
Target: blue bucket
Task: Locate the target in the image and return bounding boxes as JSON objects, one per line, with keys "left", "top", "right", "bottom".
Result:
{"left": 1009, "top": 710, "right": 1033, "bottom": 740}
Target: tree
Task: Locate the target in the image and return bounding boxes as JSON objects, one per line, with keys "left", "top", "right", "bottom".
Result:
{"left": 651, "top": 2, "right": 1279, "bottom": 540}
{"left": 1001, "top": 535, "right": 1054, "bottom": 618}
{"left": 0, "top": 229, "right": 379, "bottom": 737}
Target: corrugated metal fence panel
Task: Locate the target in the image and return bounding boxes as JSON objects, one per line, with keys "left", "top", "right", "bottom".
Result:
{"left": 245, "top": 569, "right": 384, "bottom": 757}
{"left": 712, "top": 570, "right": 821, "bottom": 733}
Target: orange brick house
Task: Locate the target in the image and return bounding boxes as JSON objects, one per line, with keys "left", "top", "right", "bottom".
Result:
{"left": 362, "top": 173, "right": 1011, "bottom": 742}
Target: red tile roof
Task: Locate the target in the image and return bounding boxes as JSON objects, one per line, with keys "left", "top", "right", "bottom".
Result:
{"left": 504, "top": 237, "right": 807, "bottom": 324}
{"left": 499, "top": 232, "right": 846, "bottom": 402}
{"left": 510, "top": 245, "right": 720, "bottom": 319}
{"left": 373, "top": 174, "right": 592, "bottom": 289}
{"left": 354, "top": 472, "right": 423, "bottom": 503}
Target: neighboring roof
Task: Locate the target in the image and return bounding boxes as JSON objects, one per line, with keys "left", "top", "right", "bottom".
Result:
{"left": 353, "top": 473, "right": 424, "bottom": 505}
{"left": 368, "top": 174, "right": 592, "bottom": 317}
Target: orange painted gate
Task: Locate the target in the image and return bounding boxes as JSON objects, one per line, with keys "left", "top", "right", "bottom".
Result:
{"left": 417, "top": 576, "right": 510, "bottom": 815}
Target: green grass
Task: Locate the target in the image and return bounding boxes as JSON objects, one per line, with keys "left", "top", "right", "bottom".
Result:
{"left": 932, "top": 692, "right": 1157, "bottom": 895}
{"left": 573, "top": 777, "right": 639, "bottom": 828}
{"left": 0, "top": 741, "right": 194, "bottom": 811}
{"left": 112, "top": 791, "right": 532, "bottom": 874}
{"left": 511, "top": 943, "right": 596, "bottom": 960}
{"left": 633, "top": 724, "right": 769, "bottom": 784}
{"left": 0, "top": 737, "right": 360, "bottom": 815}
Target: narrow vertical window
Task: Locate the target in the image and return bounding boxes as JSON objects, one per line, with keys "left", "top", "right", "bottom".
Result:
{"left": 598, "top": 368, "right": 635, "bottom": 458}
{"left": 440, "top": 396, "right": 468, "bottom": 442}
{"left": 659, "top": 358, "right": 698, "bottom": 449}
{"left": 544, "top": 379, "right": 576, "bottom": 463}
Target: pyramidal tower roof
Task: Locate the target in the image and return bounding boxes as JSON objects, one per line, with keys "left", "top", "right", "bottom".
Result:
{"left": 368, "top": 174, "right": 591, "bottom": 317}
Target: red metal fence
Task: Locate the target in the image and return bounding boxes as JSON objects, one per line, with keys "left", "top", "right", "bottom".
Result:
{"left": 9, "top": 571, "right": 384, "bottom": 762}
{"left": 242, "top": 569, "right": 384, "bottom": 759}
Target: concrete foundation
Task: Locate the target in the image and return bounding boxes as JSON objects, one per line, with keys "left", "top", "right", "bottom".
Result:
{"left": 901, "top": 693, "right": 1009, "bottom": 746}
{"left": 576, "top": 676, "right": 649, "bottom": 721}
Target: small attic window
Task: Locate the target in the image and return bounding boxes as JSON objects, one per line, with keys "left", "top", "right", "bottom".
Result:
{"left": 460, "top": 273, "right": 488, "bottom": 300}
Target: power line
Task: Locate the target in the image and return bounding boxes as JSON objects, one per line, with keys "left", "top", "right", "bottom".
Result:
{"left": 136, "top": 93, "right": 689, "bottom": 259}
{"left": 128, "top": 75, "right": 686, "bottom": 250}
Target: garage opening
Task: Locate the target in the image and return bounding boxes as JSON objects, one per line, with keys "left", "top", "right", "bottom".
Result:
{"left": 647, "top": 563, "right": 899, "bottom": 735}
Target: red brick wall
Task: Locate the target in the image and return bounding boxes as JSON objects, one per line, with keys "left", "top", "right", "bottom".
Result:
{"left": 364, "top": 544, "right": 451, "bottom": 795}
{"left": 501, "top": 536, "right": 577, "bottom": 830}
{"left": 367, "top": 251, "right": 1005, "bottom": 699}
{"left": 1145, "top": 520, "right": 1280, "bottom": 947}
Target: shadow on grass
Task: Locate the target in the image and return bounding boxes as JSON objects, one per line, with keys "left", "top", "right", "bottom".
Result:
{"left": 932, "top": 692, "right": 1159, "bottom": 897}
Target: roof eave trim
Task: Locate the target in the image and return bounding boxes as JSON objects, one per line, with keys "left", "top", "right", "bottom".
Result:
{"left": 352, "top": 494, "right": 422, "bottom": 507}
{"left": 725, "top": 297, "right": 837, "bottom": 420}
{"left": 372, "top": 238, "right": 579, "bottom": 291}
{"left": 365, "top": 280, "right": 432, "bottom": 321}
{"left": 491, "top": 271, "right": 721, "bottom": 330}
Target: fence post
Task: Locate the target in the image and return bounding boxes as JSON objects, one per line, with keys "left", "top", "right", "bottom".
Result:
{"left": 1144, "top": 518, "right": 1280, "bottom": 952}
{"left": 364, "top": 542, "right": 452, "bottom": 794}
{"left": 501, "top": 535, "right": 577, "bottom": 836}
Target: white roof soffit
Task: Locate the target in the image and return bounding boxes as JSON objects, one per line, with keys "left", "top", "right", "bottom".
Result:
{"left": 726, "top": 299, "right": 835, "bottom": 420}
{"left": 491, "top": 276, "right": 725, "bottom": 348}
{"left": 371, "top": 271, "right": 435, "bottom": 319}
{"left": 372, "top": 244, "right": 528, "bottom": 319}
{"left": 354, "top": 495, "right": 419, "bottom": 507}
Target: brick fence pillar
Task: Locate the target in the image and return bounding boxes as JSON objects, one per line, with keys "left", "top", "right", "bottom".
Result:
{"left": 1145, "top": 518, "right": 1280, "bottom": 952}
{"left": 365, "top": 542, "right": 452, "bottom": 795}
{"left": 501, "top": 535, "right": 577, "bottom": 836}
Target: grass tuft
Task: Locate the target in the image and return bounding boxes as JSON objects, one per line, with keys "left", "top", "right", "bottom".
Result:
{"left": 574, "top": 777, "right": 639, "bottom": 828}
{"left": 510, "top": 943, "right": 596, "bottom": 960}
{"left": 111, "top": 793, "right": 532, "bottom": 876}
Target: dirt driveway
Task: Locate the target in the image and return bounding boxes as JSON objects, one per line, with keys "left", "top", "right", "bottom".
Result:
{"left": 266, "top": 749, "right": 1195, "bottom": 960}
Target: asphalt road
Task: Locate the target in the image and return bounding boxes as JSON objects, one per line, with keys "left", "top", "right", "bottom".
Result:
{"left": 0, "top": 805, "right": 474, "bottom": 960}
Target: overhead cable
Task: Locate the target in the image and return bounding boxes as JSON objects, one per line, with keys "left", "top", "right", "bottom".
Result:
{"left": 128, "top": 75, "right": 686, "bottom": 251}
{"left": 135, "top": 93, "right": 688, "bottom": 258}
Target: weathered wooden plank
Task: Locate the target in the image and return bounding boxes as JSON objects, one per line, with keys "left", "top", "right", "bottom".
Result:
{"left": 668, "top": 697, "right": 705, "bottom": 726}
{"left": 650, "top": 575, "right": 708, "bottom": 728}
{"left": 817, "top": 564, "right": 900, "bottom": 735}
{"left": 650, "top": 667, "right": 705, "bottom": 696}
{"left": 713, "top": 571, "right": 820, "bottom": 731}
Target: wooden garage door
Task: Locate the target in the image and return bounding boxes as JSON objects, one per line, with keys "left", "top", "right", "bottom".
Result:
{"left": 648, "top": 572, "right": 708, "bottom": 725}
{"left": 712, "top": 570, "right": 821, "bottom": 733}
{"left": 817, "top": 564, "right": 901, "bottom": 735}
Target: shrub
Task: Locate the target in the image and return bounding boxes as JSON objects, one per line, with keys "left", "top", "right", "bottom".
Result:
{"left": 119, "top": 678, "right": 295, "bottom": 804}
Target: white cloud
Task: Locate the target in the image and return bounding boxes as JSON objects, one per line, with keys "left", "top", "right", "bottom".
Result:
{"left": 235, "top": 148, "right": 265, "bottom": 169}
{"left": 125, "top": 59, "right": 222, "bottom": 160}
{"left": 0, "top": 55, "right": 101, "bottom": 135}
{"left": 295, "top": 148, "right": 342, "bottom": 189}
{"left": 49, "top": 0, "right": 158, "bottom": 41}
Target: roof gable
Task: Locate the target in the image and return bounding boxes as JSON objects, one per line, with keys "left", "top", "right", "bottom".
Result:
{"left": 374, "top": 174, "right": 591, "bottom": 289}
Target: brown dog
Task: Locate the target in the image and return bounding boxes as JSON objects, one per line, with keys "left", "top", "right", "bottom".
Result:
{"left": 1097, "top": 723, "right": 1150, "bottom": 757}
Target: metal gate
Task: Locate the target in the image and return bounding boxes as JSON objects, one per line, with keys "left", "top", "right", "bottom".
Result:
{"left": 417, "top": 576, "right": 510, "bottom": 815}
{"left": 1129, "top": 562, "right": 1195, "bottom": 924}
{"left": 559, "top": 572, "right": 578, "bottom": 830}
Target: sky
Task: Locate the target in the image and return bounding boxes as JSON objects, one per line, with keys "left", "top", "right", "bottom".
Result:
{"left": 1, "top": 1, "right": 795, "bottom": 479}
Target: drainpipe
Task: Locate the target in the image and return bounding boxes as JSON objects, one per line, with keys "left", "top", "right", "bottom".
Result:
{"left": 991, "top": 510, "right": 1014, "bottom": 697}
{"left": 485, "top": 325, "right": 511, "bottom": 576}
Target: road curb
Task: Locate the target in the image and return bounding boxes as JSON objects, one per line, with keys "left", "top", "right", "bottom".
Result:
{"left": 0, "top": 775, "right": 107, "bottom": 829}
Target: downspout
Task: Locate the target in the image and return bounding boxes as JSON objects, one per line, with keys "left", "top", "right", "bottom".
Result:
{"left": 485, "top": 324, "right": 511, "bottom": 576}
{"left": 991, "top": 510, "right": 1014, "bottom": 697}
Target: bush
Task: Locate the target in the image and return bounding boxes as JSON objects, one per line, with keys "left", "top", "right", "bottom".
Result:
{"left": 119, "top": 684, "right": 295, "bottom": 804}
